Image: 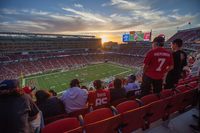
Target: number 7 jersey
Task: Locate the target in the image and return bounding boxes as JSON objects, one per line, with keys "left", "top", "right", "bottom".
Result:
{"left": 144, "top": 47, "right": 174, "bottom": 80}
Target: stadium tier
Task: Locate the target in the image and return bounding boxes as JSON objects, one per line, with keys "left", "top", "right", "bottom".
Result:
{"left": 167, "top": 27, "right": 200, "bottom": 44}
{"left": 0, "top": 32, "right": 101, "bottom": 53}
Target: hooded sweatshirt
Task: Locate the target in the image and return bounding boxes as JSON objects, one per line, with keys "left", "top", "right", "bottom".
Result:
{"left": 61, "top": 87, "right": 88, "bottom": 113}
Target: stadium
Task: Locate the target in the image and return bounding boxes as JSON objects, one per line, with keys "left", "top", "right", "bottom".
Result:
{"left": 0, "top": 0, "right": 200, "bottom": 133}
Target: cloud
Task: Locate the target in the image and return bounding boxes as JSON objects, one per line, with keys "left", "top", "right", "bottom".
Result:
{"left": 62, "top": 7, "right": 109, "bottom": 23}
{"left": 102, "top": 0, "right": 150, "bottom": 10}
{"left": 0, "top": 8, "right": 20, "bottom": 15}
{"left": 74, "top": 3, "right": 83, "bottom": 8}
{"left": 0, "top": 2, "right": 199, "bottom": 42}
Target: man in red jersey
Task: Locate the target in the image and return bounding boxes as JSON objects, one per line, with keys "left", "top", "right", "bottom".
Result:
{"left": 88, "top": 80, "right": 110, "bottom": 109}
{"left": 140, "top": 36, "right": 174, "bottom": 97}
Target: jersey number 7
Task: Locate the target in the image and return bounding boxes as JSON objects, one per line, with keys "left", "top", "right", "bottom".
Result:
{"left": 156, "top": 58, "right": 166, "bottom": 71}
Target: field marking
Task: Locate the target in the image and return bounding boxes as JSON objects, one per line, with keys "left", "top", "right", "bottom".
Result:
{"left": 58, "top": 69, "right": 132, "bottom": 95}
{"left": 25, "top": 63, "right": 106, "bottom": 80}
{"left": 24, "top": 63, "right": 136, "bottom": 94}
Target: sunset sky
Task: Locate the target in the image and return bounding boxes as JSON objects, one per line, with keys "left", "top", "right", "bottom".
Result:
{"left": 0, "top": 0, "right": 200, "bottom": 43}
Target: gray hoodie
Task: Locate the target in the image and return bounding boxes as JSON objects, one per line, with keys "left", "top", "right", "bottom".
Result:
{"left": 61, "top": 87, "right": 88, "bottom": 113}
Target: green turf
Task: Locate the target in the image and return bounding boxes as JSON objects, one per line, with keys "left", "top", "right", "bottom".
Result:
{"left": 24, "top": 63, "right": 138, "bottom": 93}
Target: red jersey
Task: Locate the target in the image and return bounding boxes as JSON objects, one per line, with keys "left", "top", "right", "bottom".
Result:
{"left": 144, "top": 47, "right": 173, "bottom": 80}
{"left": 88, "top": 89, "right": 110, "bottom": 107}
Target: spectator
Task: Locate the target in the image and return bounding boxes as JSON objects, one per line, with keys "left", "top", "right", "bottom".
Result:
{"left": 110, "top": 78, "right": 126, "bottom": 102}
{"left": 61, "top": 79, "right": 88, "bottom": 113}
{"left": 23, "top": 86, "right": 35, "bottom": 98}
{"left": 124, "top": 75, "right": 140, "bottom": 93}
{"left": 0, "top": 80, "right": 40, "bottom": 133}
{"left": 35, "top": 90, "right": 65, "bottom": 118}
{"left": 165, "top": 39, "right": 187, "bottom": 89}
{"left": 140, "top": 36, "right": 174, "bottom": 97}
{"left": 49, "top": 89, "right": 57, "bottom": 96}
{"left": 81, "top": 85, "right": 88, "bottom": 91}
{"left": 88, "top": 80, "right": 110, "bottom": 108}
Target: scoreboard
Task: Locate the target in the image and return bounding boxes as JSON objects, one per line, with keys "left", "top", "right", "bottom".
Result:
{"left": 122, "top": 31, "right": 151, "bottom": 42}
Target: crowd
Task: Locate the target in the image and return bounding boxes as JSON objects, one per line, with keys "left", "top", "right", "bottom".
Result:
{"left": 0, "top": 36, "right": 199, "bottom": 133}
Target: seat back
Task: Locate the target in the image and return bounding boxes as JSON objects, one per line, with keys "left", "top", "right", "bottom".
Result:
{"left": 160, "top": 90, "right": 174, "bottom": 98}
{"left": 140, "top": 94, "right": 160, "bottom": 105}
{"left": 116, "top": 100, "right": 139, "bottom": 113}
{"left": 42, "top": 117, "right": 81, "bottom": 133}
{"left": 147, "top": 99, "right": 166, "bottom": 123}
{"left": 176, "top": 85, "right": 187, "bottom": 92}
{"left": 44, "top": 113, "right": 68, "bottom": 125}
{"left": 187, "top": 81, "right": 198, "bottom": 89}
{"left": 84, "top": 108, "right": 121, "bottom": 133}
{"left": 68, "top": 107, "right": 89, "bottom": 118}
{"left": 118, "top": 105, "right": 146, "bottom": 132}
{"left": 110, "top": 98, "right": 128, "bottom": 107}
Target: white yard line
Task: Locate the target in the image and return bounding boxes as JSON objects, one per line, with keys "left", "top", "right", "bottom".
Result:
{"left": 58, "top": 69, "right": 132, "bottom": 95}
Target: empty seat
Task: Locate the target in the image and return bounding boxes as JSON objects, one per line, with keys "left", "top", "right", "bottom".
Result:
{"left": 116, "top": 100, "right": 145, "bottom": 133}
{"left": 110, "top": 98, "right": 128, "bottom": 107}
{"left": 68, "top": 107, "right": 89, "bottom": 118}
{"left": 42, "top": 117, "right": 82, "bottom": 133}
{"left": 44, "top": 113, "right": 68, "bottom": 125}
{"left": 141, "top": 94, "right": 166, "bottom": 125}
{"left": 140, "top": 94, "right": 160, "bottom": 105}
{"left": 84, "top": 108, "right": 121, "bottom": 133}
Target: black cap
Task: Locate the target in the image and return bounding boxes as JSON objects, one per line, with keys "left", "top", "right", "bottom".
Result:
{"left": 0, "top": 80, "right": 19, "bottom": 90}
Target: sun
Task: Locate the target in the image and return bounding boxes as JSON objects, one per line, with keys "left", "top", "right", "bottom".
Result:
{"left": 100, "top": 35, "right": 108, "bottom": 44}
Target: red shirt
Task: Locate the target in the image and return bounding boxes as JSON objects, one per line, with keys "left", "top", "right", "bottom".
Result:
{"left": 144, "top": 47, "right": 173, "bottom": 80}
{"left": 88, "top": 89, "right": 110, "bottom": 107}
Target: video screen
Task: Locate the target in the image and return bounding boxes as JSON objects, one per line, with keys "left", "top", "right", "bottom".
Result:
{"left": 122, "top": 31, "right": 151, "bottom": 42}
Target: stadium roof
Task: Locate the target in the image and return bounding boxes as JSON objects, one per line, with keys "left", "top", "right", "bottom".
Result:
{"left": 0, "top": 32, "right": 96, "bottom": 39}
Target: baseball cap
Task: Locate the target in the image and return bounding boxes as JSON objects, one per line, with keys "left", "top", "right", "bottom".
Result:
{"left": 0, "top": 79, "right": 19, "bottom": 90}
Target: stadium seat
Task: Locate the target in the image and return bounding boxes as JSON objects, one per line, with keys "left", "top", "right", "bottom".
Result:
{"left": 176, "top": 85, "right": 187, "bottom": 92}
{"left": 44, "top": 113, "right": 68, "bottom": 125}
{"left": 141, "top": 94, "right": 166, "bottom": 126}
{"left": 68, "top": 107, "right": 89, "bottom": 118}
{"left": 116, "top": 100, "right": 146, "bottom": 132}
{"left": 84, "top": 108, "right": 121, "bottom": 133}
{"left": 160, "top": 89, "right": 175, "bottom": 120}
{"left": 186, "top": 81, "right": 199, "bottom": 89}
{"left": 160, "top": 89, "right": 174, "bottom": 98}
{"left": 110, "top": 98, "right": 128, "bottom": 107}
{"left": 140, "top": 94, "right": 160, "bottom": 105}
{"left": 167, "top": 92, "right": 185, "bottom": 114}
{"left": 42, "top": 117, "right": 82, "bottom": 133}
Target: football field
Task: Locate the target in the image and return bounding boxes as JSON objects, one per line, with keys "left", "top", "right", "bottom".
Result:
{"left": 24, "top": 63, "right": 138, "bottom": 93}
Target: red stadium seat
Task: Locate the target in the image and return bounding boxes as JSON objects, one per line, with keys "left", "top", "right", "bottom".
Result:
{"left": 110, "top": 98, "right": 128, "bottom": 107}
{"left": 160, "top": 89, "right": 174, "bottom": 120}
{"left": 186, "top": 81, "right": 199, "bottom": 89}
{"left": 116, "top": 100, "right": 146, "bottom": 132}
{"left": 42, "top": 117, "right": 82, "bottom": 133}
{"left": 116, "top": 100, "right": 139, "bottom": 113}
{"left": 160, "top": 89, "right": 174, "bottom": 98}
{"left": 44, "top": 113, "right": 68, "bottom": 125}
{"left": 84, "top": 108, "right": 121, "bottom": 133}
{"left": 141, "top": 94, "right": 166, "bottom": 125}
{"left": 167, "top": 93, "right": 184, "bottom": 114}
{"left": 140, "top": 94, "right": 160, "bottom": 105}
{"left": 68, "top": 107, "right": 89, "bottom": 118}
{"left": 176, "top": 85, "right": 187, "bottom": 92}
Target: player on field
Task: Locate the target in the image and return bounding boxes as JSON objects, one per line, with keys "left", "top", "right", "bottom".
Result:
{"left": 140, "top": 36, "right": 174, "bottom": 97}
